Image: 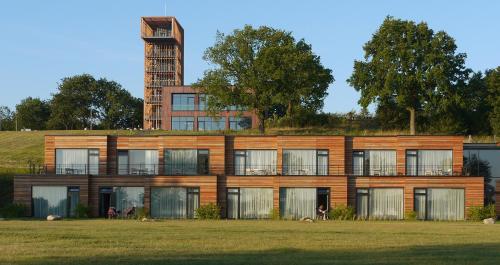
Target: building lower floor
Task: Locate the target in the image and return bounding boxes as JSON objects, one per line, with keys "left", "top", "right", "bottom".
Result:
{"left": 13, "top": 175, "right": 484, "bottom": 221}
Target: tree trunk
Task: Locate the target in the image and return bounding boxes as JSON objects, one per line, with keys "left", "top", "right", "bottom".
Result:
{"left": 408, "top": 107, "right": 416, "bottom": 135}
{"left": 287, "top": 101, "right": 293, "bottom": 127}
{"left": 258, "top": 118, "right": 265, "bottom": 134}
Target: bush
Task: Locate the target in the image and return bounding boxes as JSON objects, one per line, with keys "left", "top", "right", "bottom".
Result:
{"left": 0, "top": 203, "right": 27, "bottom": 218}
{"left": 74, "top": 203, "right": 89, "bottom": 218}
{"left": 195, "top": 203, "right": 220, "bottom": 220}
{"left": 468, "top": 204, "right": 496, "bottom": 221}
{"left": 135, "top": 207, "right": 149, "bottom": 220}
{"left": 405, "top": 211, "right": 417, "bottom": 221}
{"left": 329, "top": 205, "right": 355, "bottom": 220}
{"left": 269, "top": 208, "right": 280, "bottom": 220}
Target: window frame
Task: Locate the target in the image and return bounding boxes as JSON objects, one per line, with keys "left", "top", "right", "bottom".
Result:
{"left": 55, "top": 148, "right": 99, "bottom": 175}
{"left": 171, "top": 93, "right": 196, "bottom": 111}
{"left": 282, "top": 149, "right": 329, "bottom": 176}
{"left": 233, "top": 149, "right": 278, "bottom": 176}
{"left": 116, "top": 149, "right": 159, "bottom": 175}
{"left": 163, "top": 149, "right": 210, "bottom": 175}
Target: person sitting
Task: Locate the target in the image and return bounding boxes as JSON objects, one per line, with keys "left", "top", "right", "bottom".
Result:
{"left": 125, "top": 206, "right": 136, "bottom": 218}
{"left": 107, "top": 207, "right": 118, "bottom": 219}
{"left": 317, "top": 205, "right": 328, "bottom": 220}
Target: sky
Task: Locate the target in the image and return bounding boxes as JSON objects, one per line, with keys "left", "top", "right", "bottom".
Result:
{"left": 0, "top": 0, "right": 499, "bottom": 113}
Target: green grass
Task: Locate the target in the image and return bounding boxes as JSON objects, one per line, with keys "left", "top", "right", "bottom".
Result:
{"left": 0, "top": 220, "right": 499, "bottom": 265}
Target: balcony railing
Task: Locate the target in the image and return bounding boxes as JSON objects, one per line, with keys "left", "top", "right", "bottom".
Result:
{"left": 54, "top": 164, "right": 99, "bottom": 175}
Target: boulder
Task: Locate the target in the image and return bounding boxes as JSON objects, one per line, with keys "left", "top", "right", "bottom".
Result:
{"left": 483, "top": 218, "right": 495, "bottom": 225}
{"left": 46, "top": 215, "right": 62, "bottom": 221}
{"left": 299, "top": 217, "right": 314, "bottom": 223}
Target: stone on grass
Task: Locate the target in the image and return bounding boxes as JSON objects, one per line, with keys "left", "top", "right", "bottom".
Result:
{"left": 299, "top": 217, "right": 314, "bottom": 223}
{"left": 483, "top": 218, "right": 495, "bottom": 225}
{"left": 46, "top": 215, "right": 62, "bottom": 221}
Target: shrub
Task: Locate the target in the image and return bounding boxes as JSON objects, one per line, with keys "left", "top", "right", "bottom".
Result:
{"left": 269, "top": 208, "right": 280, "bottom": 220}
{"left": 74, "top": 203, "right": 89, "bottom": 218}
{"left": 405, "top": 211, "right": 417, "bottom": 221}
{"left": 135, "top": 207, "right": 149, "bottom": 220}
{"left": 468, "top": 204, "right": 496, "bottom": 221}
{"left": 195, "top": 203, "right": 220, "bottom": 220}
{"left": 0, "top": 203, "right": 27, "bottom": 218}
{"left": 329, "top": 205, "right": 355, "bottom": 220}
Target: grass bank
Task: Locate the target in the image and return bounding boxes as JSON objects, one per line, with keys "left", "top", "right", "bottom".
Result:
{"left": 0, "top": 220, "right": 499, "bottom": 265}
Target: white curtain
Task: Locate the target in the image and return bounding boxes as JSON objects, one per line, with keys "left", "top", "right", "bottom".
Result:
{"left": 427, "top": 189, "right": 464, "bottom": 220}
{"left": 118, "top": 152, "right": 129, "bottom": 175}
{"left": 317, "top": 152, "right": 328, "bottom": 176}
{"left": 369, "top": 188, "right": 404, "bottom": 220}
{"left": 151, "top": 187, "right": 187, "bottom": 218}
{"left": 246, "top": 150, "right": 277, "bottom": 175}
{"left": 368, "top": 150, "right": 396, "bottom": 176}
{"left": 353, "top": 153, "right": 364, "bottom": 176}
{"left": 418, "top": 150, "right": 453, "bottom": 176}
{"left": 129, "top": 150, "right": 159, "bottom": 174}
{"left": 283, "top": 150, "right": 317, "bottom": 175}
{"left": 32, "top": 186, "right": 67, "bottom": 218}
{"left": 234, "top": 152, "right": 246, "bottom": 175}
{"left": 114, "top": 187, "right": 144, "bottom": 216}
{"left": 56, "top": 149, "right": 88, "bottom": 174}
{"left": 406, "top": 151, "right": 417, "bottom": 176}
{"left": 165, "top": 150, "right": 197, "bottom": 175}
{"left": 227, "top": 189, "right": 239, "bottom": 219}
{"left": 280, "top": 188, "right": 316, "bottom": 219}
{"left": 187, "top": 190, "right": 200, "bottom": 218}
{"left": 240, "top": 188, "right": 273, "bottom": 219}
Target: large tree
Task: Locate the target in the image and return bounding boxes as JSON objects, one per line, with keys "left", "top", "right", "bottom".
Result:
{"left": 0, "top": 106, "right": 15, "bottom": 131}
{"left": 347, "top": 16, "right": 470, "bottom": 135}
{"left": 194, "top": 25, "right": 333, "bottom": 133}
{"left": 15, "top": 97, "right": 51, "bottom": 130}
{"left": 47, "top": 74, "right": 143, "bottom": 130}
{"left": 485, "top": 67, "right": 500, "bottom": 136}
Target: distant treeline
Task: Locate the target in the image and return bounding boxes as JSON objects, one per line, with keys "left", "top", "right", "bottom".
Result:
{"left": 0, "top": 74, "right": 143, "bottom": 131}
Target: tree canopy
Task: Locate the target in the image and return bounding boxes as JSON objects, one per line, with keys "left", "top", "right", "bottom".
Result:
{"left": 15, "top": 97, "right": 51, "bottom": 130}
{"left": 347, "top": 16, "right": 470, "bottom": 135}
{"left": 485, "top": 67, "right": 500, "bottom": 136}
{"left": 194, "top": 25, "right": 333, "bottom": 133}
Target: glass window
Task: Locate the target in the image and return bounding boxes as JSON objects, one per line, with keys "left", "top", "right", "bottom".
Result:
{"left": 352, "top": 150, "right": 396, "bottom": 176}
{"left": 356, "top": 188, "right": 403, "bottom": 220}
{"left": 67, "top": 187, "right": 80, "bottom": 217}
{"left": 55, "top": 149, "right": 99, "bottom": 175}
{"left": 198, "top": 117, "right": 226, "bottom": 131}
{"left": 171, "top": 117, "right": 194, "bottom": 130}
{"left": 414, "top": 188, "right": 427, "bottom": 220}
{"left": 229, "top": 117, "right": 251, "bottom": 131}
{"left": 279, "top": 188, "right": 317, "bottom": 220}
{"left": 234, "top": 150, "right": 277, "bottom": 175}
{"left": 150, "top": 187, "right": 199, "bottom": 219}
{"left": 32, "top": 186, "right": 68, "bottom": 218}
{"left": 117, "top": 150, "right": 159, "bottom": 175}
{"left": 172, "top": 94, "right": 195, "bottom": 111}
{"left": 198, "top": 94, "right": 207, "bottom": 111}
{"left": 283, "top": 150, "right": 328, "bottom": 175}
{"left": 227, "top": 188, "right": 273, "bottom": 219}
{"left": 414, "top": 188, "right": 464, "bottom": 220}
{"left": 164, "top": 149, "right": 209, "bottom": 175}
{"left": 406, "top": 150, "right": 453, "bottom": 176}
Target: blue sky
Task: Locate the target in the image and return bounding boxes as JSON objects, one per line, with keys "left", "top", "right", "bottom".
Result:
{"left": 0, "top": 0, "right": 498, "bottom": 113}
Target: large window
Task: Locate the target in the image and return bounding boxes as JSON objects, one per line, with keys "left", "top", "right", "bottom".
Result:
{"left": 164, "top": 149, "right": 209, "bottom": 175}
{"left": 414, "top": 188, "right": 464, "bottom": 221}
{"left": 234, "top": 150, "right": 277, "bottom": 175}
{"left": 56, "top": 149, "right": 99, "bottom": 175}
{"left": 118, "top": 150, "right": 159, "bottom": 175}
{"left": 172, "top": 94, "right": 195, "bottom": 111}
{"left": 150, "top": 187, "right": 200, "bottom": 218}
{"left": 229, "top": 117, "right": 251, "bottom": 131}
{"left": 279, "top": 188, "right": 318, "bottom": 219}
{"left": 198, "top": 117, "right": 226, "bottom": 131}
{"left": 198, "top": 94, "right": 207, "bottom": 111}
{"left": 32, "top": 186, "right": 80, "bottom": 218}
{"left": 171, "top": 117, "right": 194, "bottom": 131}
{"left": 352, "top": 150, "right": 396, "bottom": 176}
{"left": 227, "top": 188, "right": 273, "bottom": 219}
{"left": 356, "top": 188, "right": 404, "bottom": 220}
{"left": 406, "top": 150, "right": 453, "bottom": 176}
{"left": 282, "top": 150, "right": 328, "bottom": 175}
{"left": 99, "top": 187, "right": 145, "bottom": 217}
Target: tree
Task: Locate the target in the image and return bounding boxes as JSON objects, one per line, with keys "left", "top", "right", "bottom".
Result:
{"left": 0, "top": 106, "right": 15, "bottom": 131}
{"left": 347, "top": 16, "right": 470, "bottom": 135}
{"left": 194, "top": 25, "right": 333, "bottom": 133}
{"left": 15, "top": 97, "right": 51, "bottom": 130}
{"left": 485, "top": 67, "right": 500, "bottom": 136}
{"left": 47, "top": 74, "right": 143, "bottom": 130}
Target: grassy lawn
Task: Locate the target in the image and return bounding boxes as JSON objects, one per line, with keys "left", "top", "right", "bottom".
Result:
{"left": 0, "top": 220, "right": 499, "bottom": 265}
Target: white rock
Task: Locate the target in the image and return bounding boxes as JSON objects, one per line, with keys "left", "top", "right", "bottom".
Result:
{"left": 46, "top": 215, "right": 62, "bottom": 221}
{"left": 299, "top": 217, "right": 314, "bottom": 223}
{"left": 483, "top": 218, "right": 495, "bottom": 225}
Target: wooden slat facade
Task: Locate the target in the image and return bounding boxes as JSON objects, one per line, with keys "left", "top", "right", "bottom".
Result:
{"left": 13, "top": 134, "right": 486, "bottom": 218}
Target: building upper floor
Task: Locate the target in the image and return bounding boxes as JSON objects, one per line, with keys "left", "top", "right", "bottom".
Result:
{"left": 37, "top": 134, "right": 481, "bottom": 178}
